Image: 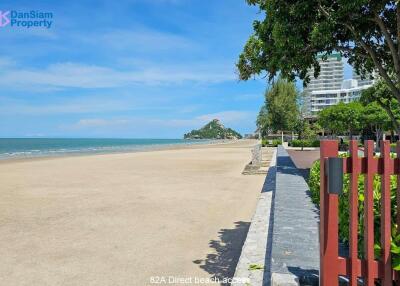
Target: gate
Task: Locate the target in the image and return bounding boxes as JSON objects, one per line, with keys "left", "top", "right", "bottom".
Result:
{"left": 320, "top": 140, "right": 397, "bottom": 286}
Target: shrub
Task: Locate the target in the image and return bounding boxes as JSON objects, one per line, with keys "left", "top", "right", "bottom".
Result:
{"left": 291, "top": 139, "right": 320, "bottom": 148}
{"left": 261, "top": 139, "right": 282, "bottom": 147}
{"left": 308, "top": 159, "right": 400, "bottom": 270}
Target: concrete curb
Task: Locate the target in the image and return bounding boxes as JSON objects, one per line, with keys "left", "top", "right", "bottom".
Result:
{"left": 231, "top": 148, "right": 277, "bottom": 286}
{"left": 271, "top": 273, "right": 299, "bottom": 286}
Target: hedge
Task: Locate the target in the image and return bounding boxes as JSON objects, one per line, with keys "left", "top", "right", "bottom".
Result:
{"left": 290, "top": 139, "right": 320, "bottom": 147}
{"left": 261, "top": 139, "right": 282, "bottom": 147}
{"left": 309, "top": 159, "right": 400, "bottom": 270}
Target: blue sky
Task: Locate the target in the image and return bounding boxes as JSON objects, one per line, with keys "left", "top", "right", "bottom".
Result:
{"left": 0, "top": 0, "right": 353, "bottom": 138}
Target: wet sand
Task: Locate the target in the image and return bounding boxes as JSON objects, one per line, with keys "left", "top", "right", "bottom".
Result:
{"left": 0, "top": 140, "right": 266, "bottom": 286}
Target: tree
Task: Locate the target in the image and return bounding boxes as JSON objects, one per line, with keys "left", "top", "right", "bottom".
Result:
{"left": 318, "top": 102, "right": 363, "bottom": 138}
{"left": 361, "top": 79, "right": 400, "bottom": 134}
{"left": 262, "top": 78, "right": 299, "bottom": 135}
{"left": 237, "top": 1, "right": 400, "bottom": 107}
{"left": 256, "top": 105, "right": 269, "bottom": 138}
{"left": 362, "top": 102, "right": 391, "bottom": 147}
{"left": 295, "top": 121, "right": 317, "bottom": 150}
{"left": 294, "top": 92, "right": 311, "bottom": 139}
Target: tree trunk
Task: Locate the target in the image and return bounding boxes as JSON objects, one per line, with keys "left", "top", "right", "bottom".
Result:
{"left": 376, "top": 100, "right": 400, "bottom": 134}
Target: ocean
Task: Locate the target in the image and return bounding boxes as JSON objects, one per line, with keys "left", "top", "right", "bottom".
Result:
{"left": 0, "top": 138, "right": 211, "bottom": 160}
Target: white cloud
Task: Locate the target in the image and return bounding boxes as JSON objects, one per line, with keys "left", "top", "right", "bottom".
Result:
{"left": 0, "top": 61, "right": 235, "bottom": 90}
{"left": 196, "top": 111, "right": 251, "bottom": 123}
{"left": 0, "top": 57, "right": 16, "bottom": 68}
{"left": 75, "top": 118, "right": 130, "bottom": 128}
{"left": 232, "top": 93, "right": 263, "bottom": 101}
{"left": 98, "top": 29, "right": 194, "bottom": 52}
{"left": 0, "top": 95, "right": 141, "bottom": 115}
{"left": 66, "top": 110, "right": 252, "bottom": 131}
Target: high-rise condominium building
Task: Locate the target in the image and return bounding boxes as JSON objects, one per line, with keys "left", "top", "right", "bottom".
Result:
{"left": 352, "top": 70, "right": 375, "bottom": 87}
{"left": 304, "top": 54, "right": 344, "bottom": 93}
{"left": 304, "top": 53, "right": 374, "bottom": 115}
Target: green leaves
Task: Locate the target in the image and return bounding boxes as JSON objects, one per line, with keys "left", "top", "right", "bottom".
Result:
{"left": 316, "top": 97, "right": 394, "bottom": 138}
{"left": 257, "top": 78, "right": 299, "bottom": 135}
{"left": 248, "top": 264, "right": 264, "bottom": 270}
{"left": 183, "top": 119, "right": 242, "bottom": 139}
{"left": 318, "top": 102, "right": 363, "bottom": 136}
{"left": 309, "top": 159, "right": 400, "bottom": 270}
{"left": 360, "top": 79, "right": 400, "bottom": 132}
{"left": 237, "top": 0, "right": 400, "bottom": 101}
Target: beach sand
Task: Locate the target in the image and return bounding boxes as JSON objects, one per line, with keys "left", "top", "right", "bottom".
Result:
{"left": 0, "top": 140, "right": 266, "bottom": 286}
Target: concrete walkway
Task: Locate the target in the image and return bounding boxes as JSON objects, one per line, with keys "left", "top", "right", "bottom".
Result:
{"left": 270, "top": 146, "right": 319, "bottom": 285}
{"left": 285, "top": 149, "right": 319, "bottom": 180}
{"left": 233, "top": 146, "right": 320, "bottom": 286}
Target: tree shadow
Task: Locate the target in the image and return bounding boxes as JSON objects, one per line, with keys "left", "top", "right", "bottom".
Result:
{"left": 193, "top": 221, "right": 250, "bottom": 285}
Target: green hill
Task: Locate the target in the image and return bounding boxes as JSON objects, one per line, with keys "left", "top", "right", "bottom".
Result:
{"left": 184, "top": 119, "right": 242, "bottom": 139}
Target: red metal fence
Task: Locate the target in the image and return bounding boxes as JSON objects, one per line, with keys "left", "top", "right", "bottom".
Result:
{"left": 320, "top": 140, "right": 397, "bottom": 285}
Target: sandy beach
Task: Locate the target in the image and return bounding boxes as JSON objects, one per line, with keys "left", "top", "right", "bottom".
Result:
{"left": 0, "top": 140, "right": 267, "bottom": 286}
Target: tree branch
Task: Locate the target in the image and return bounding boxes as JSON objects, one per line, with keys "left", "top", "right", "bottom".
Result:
{"left": 360, "top": 41, "right": 400, "bottom": 100}
{"left": 317, "top": 2, "right": 400, "bottom": 104}
{"left": 376, "top": 98, "right": 400, "bottom": 132}
{"left": 317, "top": 3, "right": 330, "bottom": 18}
{"left": 397, "top": 4, "right": 400, "bottom": 59}
{"left": 343, "top": 22, "right": 400, "bottom": 102}
{"left": 319, "top": 3, "right": 400, "bottom": 97}
{"left": 373, "top": 13, "right": 400, "bottom": 77}
{"left": 333, "top": 45, "right": 368, "bottom": 58}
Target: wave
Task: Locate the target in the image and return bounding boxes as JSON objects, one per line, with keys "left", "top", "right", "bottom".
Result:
{"left": 0, "top": 138, "right": 214, "bottom": 160}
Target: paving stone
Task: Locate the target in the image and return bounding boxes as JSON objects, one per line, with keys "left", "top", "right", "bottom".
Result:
{"left": 271, "top": 273, "right": 299, "bottom": 286}
{"left": 270, "top": 146, "right": 319, "bottom": 286}
{"left": 232, "top": 146, "right": 319, "bottom": 286}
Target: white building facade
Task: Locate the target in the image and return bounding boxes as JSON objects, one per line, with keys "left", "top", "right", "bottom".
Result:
{"left": 304, "top": 54, "right": 374, "bottom": 115}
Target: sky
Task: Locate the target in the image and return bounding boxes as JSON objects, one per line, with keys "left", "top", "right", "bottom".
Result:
{"left": 0, "top": 0, "right": 353, "bottom": 139}
{"left": 0, "top": 0, "right": 271, "bottom": 138}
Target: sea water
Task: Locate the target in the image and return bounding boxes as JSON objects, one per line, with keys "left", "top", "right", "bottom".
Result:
{"left": 0, "top": 138, "right": 210, "bottom": 160}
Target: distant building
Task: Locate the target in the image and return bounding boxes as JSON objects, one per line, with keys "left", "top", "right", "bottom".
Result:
{"left": 304, "top": 54, "right": 344, "bottom": 93}
{"left": 244, "top": 133, "right": 259, "bottom": 139}
{"left": 352, "top": 70, "right": 375, "bottom": 87}
{"left": 304, "top": 53, "right": 374, "bottom": 115}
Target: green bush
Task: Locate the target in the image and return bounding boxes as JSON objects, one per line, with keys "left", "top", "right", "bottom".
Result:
{"left": 261, "top": 139, "right": 282, "bottom": 147}
{"left": 291, "top": 139, "right": 320, "bottom": 148}
{"left": 309, "top": 159, "right": 400, "bottom": 270}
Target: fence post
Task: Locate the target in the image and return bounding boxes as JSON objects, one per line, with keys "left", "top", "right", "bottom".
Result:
{"left": 349, "top": 140, "right": 360, "bottom": 286}
{"left": 320, "top": 140, "right": 339, "bottom": 286}
{"left": 381, "top": 140, "right": 392, "bottom": 286}
{"left": 364, "top": 140, "right": 375, "bottom": 286}
{"left": 396, "top": 142, "right": 400, "bottom": 284}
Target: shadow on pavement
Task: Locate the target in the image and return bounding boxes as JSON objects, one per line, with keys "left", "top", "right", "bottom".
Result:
{"left": 193, "top": 221, "right": 250, "bottom": 285}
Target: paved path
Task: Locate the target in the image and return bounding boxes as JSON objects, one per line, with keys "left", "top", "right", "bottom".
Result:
{"left": 233, "top": 146, "right": 320, "bottom": 286}
{"left": 270, "top": 146, "right": 319, "bottom": 285}
{"left": 285, "top": 149, "right": 319, "bottom": 179}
